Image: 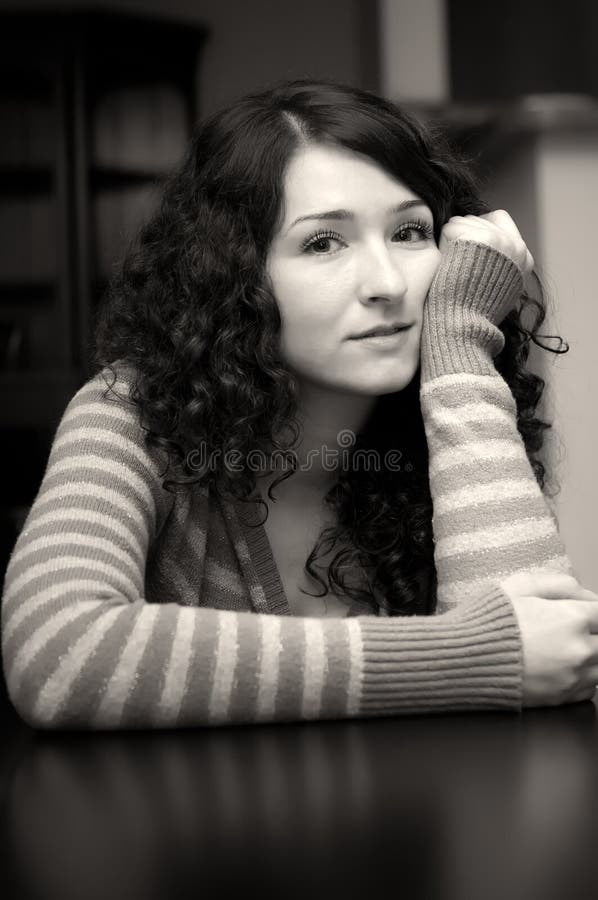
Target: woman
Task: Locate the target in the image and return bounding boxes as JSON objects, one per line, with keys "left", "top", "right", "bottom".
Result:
{"left": 2, "top": 78, "right": 597, "bottom": 729}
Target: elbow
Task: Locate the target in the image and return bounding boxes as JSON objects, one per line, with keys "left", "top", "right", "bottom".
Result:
{"left": 3, "top": 673, "right": 48, "bottom": 731}
{"left": 2, "top": 653, "right": 83, "bottom": 731}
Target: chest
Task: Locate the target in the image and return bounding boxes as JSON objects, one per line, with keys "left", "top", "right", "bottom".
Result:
{"left": 260, "top": 495, "right": 368, "bottom": 617}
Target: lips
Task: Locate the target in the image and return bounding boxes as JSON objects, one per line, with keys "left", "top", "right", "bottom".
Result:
{"left": 351, "top": 324, "right": 411, "bottom": 339}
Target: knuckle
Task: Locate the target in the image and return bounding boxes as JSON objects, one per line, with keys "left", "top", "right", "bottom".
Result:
{"left": 561, "top": 666, "right": 582, "bottom": 697}
{"left": 571, "top": 636, "right": 592, "bottom": 670}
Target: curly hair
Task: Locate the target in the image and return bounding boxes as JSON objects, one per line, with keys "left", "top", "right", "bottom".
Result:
{"left": 93, "top": 77, "right": 568, "bottom": 618}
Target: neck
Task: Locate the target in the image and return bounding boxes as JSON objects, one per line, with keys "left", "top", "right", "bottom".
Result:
{"left": 257, "top": 383, "right": 378, "bottom": 502}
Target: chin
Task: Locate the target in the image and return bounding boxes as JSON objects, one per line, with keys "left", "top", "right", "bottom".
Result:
{"left": 362, "top": 361, "right": 420, "bottom": 395}
{"left": 343, "top": 370, "right": 418, "bottom": 397}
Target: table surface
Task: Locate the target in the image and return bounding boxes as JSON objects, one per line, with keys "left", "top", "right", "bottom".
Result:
{"left": 1, "top": 692, "right": 597, "bottom": 900}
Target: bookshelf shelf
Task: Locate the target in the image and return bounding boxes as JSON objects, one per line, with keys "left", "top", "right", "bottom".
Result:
{"left": 0, "top": 282, "right": 55, "bottom": 306}
{"left": 0, "top": 167, "right": 54, "bottom": 195}
{"left": 90, "top": 167, "right": 168, "bottom": 189}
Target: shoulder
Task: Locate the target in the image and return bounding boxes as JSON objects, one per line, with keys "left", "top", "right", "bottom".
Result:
{"left": 61, "top": 361, "right": 151, "bottom": 450}
{"left": 50, "top": 361, "right": 172, "bottom": 513}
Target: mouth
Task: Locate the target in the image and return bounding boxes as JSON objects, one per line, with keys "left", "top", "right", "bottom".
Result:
{"left": 349, "top": 324, "right": 413, "bottom": 340}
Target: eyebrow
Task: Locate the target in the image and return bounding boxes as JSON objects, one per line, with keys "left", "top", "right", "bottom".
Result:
{"left": 286, "top": 199, "right": 429, "bottom": 233}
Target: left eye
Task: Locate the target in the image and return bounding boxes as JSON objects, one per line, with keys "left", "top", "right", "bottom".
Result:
{"left": 394, "top": 221, "right": 434, "bottom": 242}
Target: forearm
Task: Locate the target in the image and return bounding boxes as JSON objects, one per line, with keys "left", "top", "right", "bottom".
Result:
{"left": 420, "top": 240, "right": 574, "bottom": 613}
{"left": 2, "top": 583, "right": 522, "bottom": 729}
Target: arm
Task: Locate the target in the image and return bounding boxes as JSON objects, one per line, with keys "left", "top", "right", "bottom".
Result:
{"left": 419, "top": 239, "right": 575, "bottom": 614}
{"left": 1, "top": 369, "right": 523, "bottom": 729}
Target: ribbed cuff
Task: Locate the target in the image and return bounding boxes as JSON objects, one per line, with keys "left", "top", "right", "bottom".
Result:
{"left": 421, "top": 240, "right": 524, "bottom": 381}
{"left": 357, "top": 583, "right": 523, "bottom": 716}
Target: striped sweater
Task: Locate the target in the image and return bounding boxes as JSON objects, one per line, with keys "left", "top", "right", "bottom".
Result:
{"left": 1, "top": 241, "right": 574, "bottom": 729}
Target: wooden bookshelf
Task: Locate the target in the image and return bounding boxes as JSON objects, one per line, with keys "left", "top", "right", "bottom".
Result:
{"left": 0, "top": 9, "right": 209, "bottom": 422}
{"left": 0, "top": 9, "right": 209, "bottom": 569}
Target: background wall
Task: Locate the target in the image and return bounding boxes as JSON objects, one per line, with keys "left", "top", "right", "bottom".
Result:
{"left": 0, "top": 0, "right": 379, "bottom": 116}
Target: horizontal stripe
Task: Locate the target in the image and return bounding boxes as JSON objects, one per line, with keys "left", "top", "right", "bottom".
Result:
{"left": 452, "top": 556, "right": 574, "bottom": 596}
{"left": 3, "top": 577, "right": 123, "bottom": 641}
{"left": 58, "top": 401, "right": 138, "bottom": 434}
{"left": 31, "top": 482, "right": 155, "bottom": 535}
{"left": 424, "top": 419, "right": 520, "bottom": 449}
{"left": 7, "top": 555, "right": 138, "bottom": 603}
{"left": 431, "top": 455, "right": 534, "bottom": 496}
{"left": 15, "top": 508, "right": 146, "bottom": 568}
{"left": 52, "top": 426, "right": 161, "bottom": 488}
{"left": 424, "top": 400, "right": 514, "bottom": 427}
{"left": 8, "top": 532, "right": 142, "bottom": 589}
{"left": 433, "top": 479, "right": 541, "bottom": 517}
{"left": 44, "top": 455, "right": 155, "bottom": 518}
{"left": 434, "top": 494, "right": 554, "bottom": 541}
{"left": 420, "top": 370, "right": 514, "bottom": 401}
{"left": 429, "top": 440, "right": 522, "bottom": 477}
{"left": 437, "top": 536, "right": 576, "bottom": 597}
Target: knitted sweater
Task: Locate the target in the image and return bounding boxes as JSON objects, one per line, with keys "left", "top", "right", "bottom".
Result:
{"left": 1, "top": 241, "right": 573, "bottom": 729}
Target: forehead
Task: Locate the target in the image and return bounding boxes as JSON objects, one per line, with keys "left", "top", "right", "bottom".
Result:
{"left": 280, "top": 143, "right": 421, "bottom": 216}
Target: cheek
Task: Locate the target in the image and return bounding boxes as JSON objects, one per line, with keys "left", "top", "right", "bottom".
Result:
{"left": 411, "top": 251, "right": 442, "bottom": 300}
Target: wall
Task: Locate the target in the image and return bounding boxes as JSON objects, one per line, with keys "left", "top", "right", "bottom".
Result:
{"left": 536, "top": 132, "right": 598, "bottom": 589}
{"left": 0, "top": 0, "right": 378, "bottom": 116}
{"left": 378, "top": 0, "right": 448, "bottom": 104}
{"left": 482, "top": 131, "right": 598, "bottom": 590}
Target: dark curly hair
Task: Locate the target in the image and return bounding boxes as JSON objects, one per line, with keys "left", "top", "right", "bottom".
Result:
{"left": 93, "top": 77, "right": 568, "bottom": 618}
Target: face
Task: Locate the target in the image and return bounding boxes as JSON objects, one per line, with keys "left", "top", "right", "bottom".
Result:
{"left": 266, "top": 142, "right": 442, "bottom": 397}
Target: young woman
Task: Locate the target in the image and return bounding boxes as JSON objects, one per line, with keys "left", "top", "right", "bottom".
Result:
{"left": 2, "top": 78, "right": 597, "bottom": 729}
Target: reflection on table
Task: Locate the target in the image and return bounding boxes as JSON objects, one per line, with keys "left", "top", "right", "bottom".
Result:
{"left": 1, "top": 698, "right": 597, "bottom": 900}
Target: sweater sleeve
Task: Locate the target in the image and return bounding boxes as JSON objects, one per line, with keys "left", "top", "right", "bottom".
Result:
{"left": 1, "top": 369, "right": 523, "bottom": 729}
{"left": 419, "top": 239, "right": 575, "bottom": 614}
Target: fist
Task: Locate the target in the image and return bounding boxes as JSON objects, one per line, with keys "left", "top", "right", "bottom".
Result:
{"left": 440, "top": 210, "right": 535, "bottom": 284}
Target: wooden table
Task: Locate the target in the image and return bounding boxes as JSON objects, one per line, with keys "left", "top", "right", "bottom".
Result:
{"left": 1, "top": 694, "right": 597, "bottom": 900}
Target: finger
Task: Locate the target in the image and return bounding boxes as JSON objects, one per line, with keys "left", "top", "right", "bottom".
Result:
{"left": 570, "top": 683, "right": 597, "bottom": 705}
{"left": 566, "top": 602, "right": 598, "bottom": 635}
{"left": 500, "top": 571, "right": 582, "bottom": 598}
{"left": 579, "top": 666, "right": 598, "bottom": 694}
{"left": 479, "top": 209, "right": 522, "bottom": 237}
{"left": 523, "top": 248, "right": 535, "bottom": 277}
{"left": 584, "top": 603, "right": 598, "bottom": 634}
{"left": 445, "top": 217, "right": 494, "bottom": 233}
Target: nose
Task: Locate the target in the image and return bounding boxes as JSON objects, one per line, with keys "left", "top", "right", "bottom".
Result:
{"left": 357, "top": 241, "right": 408, "bottom": 304}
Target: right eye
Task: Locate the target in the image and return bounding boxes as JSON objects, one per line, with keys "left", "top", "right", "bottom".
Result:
{"left": 301, "top": 229, "right": 346, "bottom": 255}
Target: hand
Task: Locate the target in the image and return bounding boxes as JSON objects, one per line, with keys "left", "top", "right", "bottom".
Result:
{"left": 500, "top": 571, "right": 598, "bottom": 707}
{"left": 440, "top": 210, "right": 534, "bottom": 277}
{"left": 440, "top": 210, "right": 535, "bottom": 288}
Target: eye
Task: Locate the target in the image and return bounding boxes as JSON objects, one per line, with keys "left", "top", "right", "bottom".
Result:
{"left": 300, "top": 229, "right": 345, "bottom": 255}
{"left": 393, "top": 219, "right": 435, "bottom": 243}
